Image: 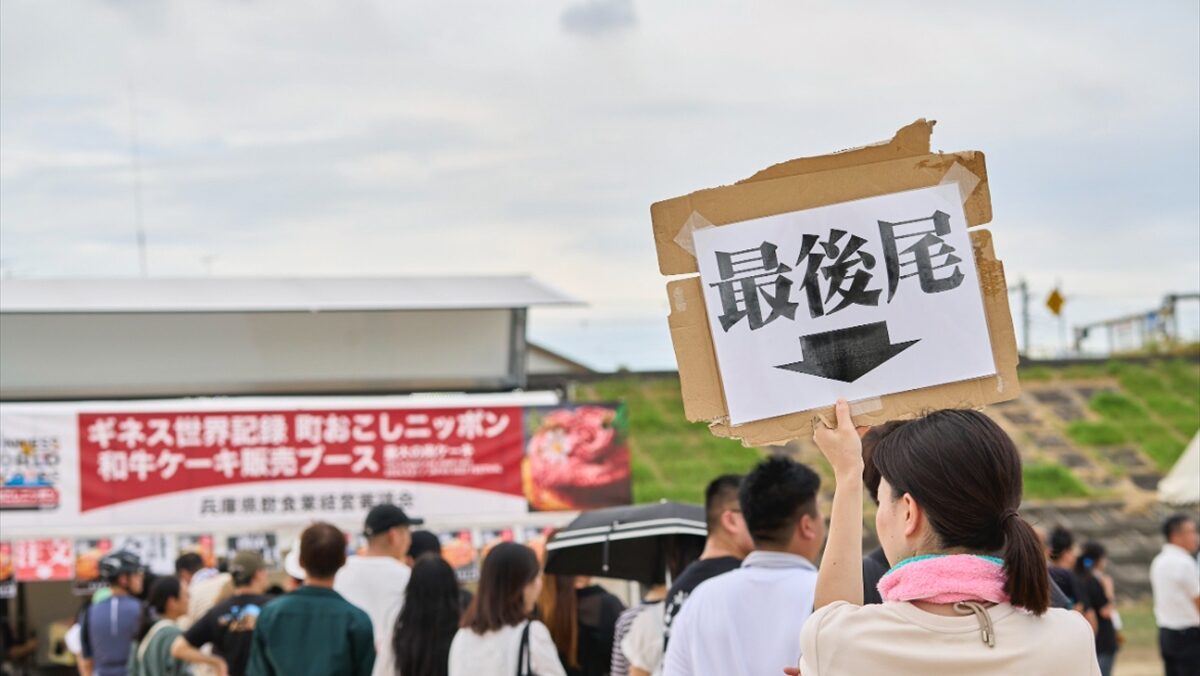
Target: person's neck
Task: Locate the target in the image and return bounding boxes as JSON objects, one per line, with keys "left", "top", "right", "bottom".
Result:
{"left": 364, "top": 547, "right": 400, "bottom": 561}
{"left": 305, "top": 576, "right": 336, "bottom": 589}
{"left": 752, "top": 542, "right": 813, "bottom": 561}
{"left": 110, "top": 587, "right": 130, "bottom": 597}
{"left": 234, "top": 586, "right": 260, "bottom": 596}
{"left": 700, "top": 535, "right": 743, "bottom": 560}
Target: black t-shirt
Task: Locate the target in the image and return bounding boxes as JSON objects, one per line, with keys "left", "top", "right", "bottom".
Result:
{"left": 1080, "top": 575, "right": 1118, "bottom": 655}
{"left": 1049, "top": 566, "right": 1090, "bottom": 611}
{"left": 570, "top": 585, "right": 625, "bottom": 676}
{"left": 183, "top": 593, "right": 273, "bottom": 676}
{"left": 663, "top": 556, "right": 742, "bottom": 645}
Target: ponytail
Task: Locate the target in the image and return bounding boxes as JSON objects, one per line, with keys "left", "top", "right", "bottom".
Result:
{"left": 1000, "top": 513, "right": 1050, "bottom": 615}
{"left": 1074, "top": 541, "right": 1106, "bottom": 580}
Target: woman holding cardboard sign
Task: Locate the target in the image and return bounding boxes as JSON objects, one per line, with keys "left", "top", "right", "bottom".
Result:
{"left": 786, "top": 401, "right": 1101, "bottom": 675}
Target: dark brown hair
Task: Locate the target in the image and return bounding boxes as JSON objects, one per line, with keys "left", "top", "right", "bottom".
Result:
{"left": 861, "top": 421, "right": 907, "bottom": 505}
{"left": 870, "top": 409, "right": 1050, "bottom": 615}
{"left": 537, "top": 574, "right": 579, "bottom": 668}
{"left": 300, "top": 522, "right": 347, "bottom": 579}
{"left": 174, "top": 552, "right": 204, "bottom": 576}
{"left": 137, "top": 575, "right": 183, "bottom": 641}
{"left": 462, "top": 542, "right": 540, "bottom": 634}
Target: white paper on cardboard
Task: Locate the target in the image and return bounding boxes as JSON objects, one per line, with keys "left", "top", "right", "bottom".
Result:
{"left": 693, "top": 183, "right": 996, "bottom": 425}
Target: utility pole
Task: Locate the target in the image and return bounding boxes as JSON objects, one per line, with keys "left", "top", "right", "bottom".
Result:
{"left": 1021, "top": 278, "right": 1031, "bottom": 358}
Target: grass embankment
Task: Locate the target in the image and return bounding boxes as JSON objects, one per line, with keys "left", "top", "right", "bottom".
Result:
{"left": 578, "top": 360, "right": 1197, "bottom": 504}
{"left": 1064, "top": 361, "right": 1199, "bottom": 472}
{"left": 1023, "top": 462, "right": 1091, "bottom": 499}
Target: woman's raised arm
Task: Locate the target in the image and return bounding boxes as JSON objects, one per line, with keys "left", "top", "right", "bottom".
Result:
{"left": 812, "top": 399, "right": 866, "bottom": 610}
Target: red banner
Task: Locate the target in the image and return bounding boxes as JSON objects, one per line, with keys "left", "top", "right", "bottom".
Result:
{"left": 15, "top": 539, "right": 74, "bottom": 581}
{"left": 78, "top": 407, "right": 522, "bottom": 512}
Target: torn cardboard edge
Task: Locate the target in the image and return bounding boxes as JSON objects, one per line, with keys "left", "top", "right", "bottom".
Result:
{"left": 650, "top": 119, "right": 991, "bottom": 275}
{"left": 655, "top": 120, "right": 1019, "bottom": 447}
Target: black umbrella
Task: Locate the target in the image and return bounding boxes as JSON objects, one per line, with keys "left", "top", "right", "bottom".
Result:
{"left": 543, "top": 500, "right": 707, "bottom": 584}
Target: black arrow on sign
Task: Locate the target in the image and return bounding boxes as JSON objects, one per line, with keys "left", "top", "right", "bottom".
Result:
{"left": 774, "top": 321, "right": 919, "bottom": 383}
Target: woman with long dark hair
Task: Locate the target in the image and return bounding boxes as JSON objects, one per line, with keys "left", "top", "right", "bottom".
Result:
{"left": 448, "top": 543, "right": 565, "bottom": 676}
{"left": 393, "top": 556, "right": 462, "bottom": 676}
{"left": 789, "top": 402, "right": 1101, "bottom": 675}
{"left": 1075, "top": 541, "right": 1120, "bottom": 676}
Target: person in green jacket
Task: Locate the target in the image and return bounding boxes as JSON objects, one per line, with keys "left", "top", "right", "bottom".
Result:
{"left": 247, "top": 522, "right": 375, "bottom": 676}
{"left": 129, "top": 576, "right": 227, "bottom": 676}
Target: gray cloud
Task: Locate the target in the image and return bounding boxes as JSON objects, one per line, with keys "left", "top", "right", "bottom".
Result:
{"left": 560, "top": 0, "right": 635, "bottom": 37}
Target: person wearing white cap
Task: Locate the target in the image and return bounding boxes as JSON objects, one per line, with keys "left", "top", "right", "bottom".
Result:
{"left": 283, "top": 541, "right": 306, "bottom": 590}
{"left": 335, "top": 504, "right": 424, "bottom": 676}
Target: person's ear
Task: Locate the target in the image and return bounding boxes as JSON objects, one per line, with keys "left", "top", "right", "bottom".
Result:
{"left": 720, "top": 508, "right": 739, "bottom": 534}
{"left": 798, "top": 512, "right": 818, "bottom": 542}
{"left": 902, "top": 493, "right": 921, "bottom": 538}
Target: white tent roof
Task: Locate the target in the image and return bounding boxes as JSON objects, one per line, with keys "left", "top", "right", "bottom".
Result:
{"left": 1159, "top": 432, "right": 1200, "bottom": 506}
{"left": 0, "top": 276, "right": 579, "bottom": 314}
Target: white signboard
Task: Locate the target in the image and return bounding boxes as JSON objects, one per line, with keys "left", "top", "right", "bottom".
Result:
{"left": 111, "top": 534, "right": 178, "bottom": 576}
{"left": 694, "top": 183, "right": 996, "bottom": 425}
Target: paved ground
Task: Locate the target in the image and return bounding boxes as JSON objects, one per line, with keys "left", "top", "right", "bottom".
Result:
{"left": 1114, "top": 601, "right": 1162, "bottom": 676}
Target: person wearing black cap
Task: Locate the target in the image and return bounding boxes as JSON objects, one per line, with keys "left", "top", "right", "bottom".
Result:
{"left": 335, "top": 504, "right": 423, "bottom": 676}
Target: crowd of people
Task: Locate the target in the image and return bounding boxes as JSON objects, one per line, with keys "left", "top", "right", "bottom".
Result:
{"left": 26, "top": 403, "right": 1200, "bottom": 676}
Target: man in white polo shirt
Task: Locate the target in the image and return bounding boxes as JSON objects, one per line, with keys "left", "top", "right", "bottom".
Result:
{"left": 1150, "top": 513, "right": 1200, "bottom": 676}
{"left": 663, "top": 456, "right": 825, "bottom": 676}
{"left": 335, "top": 504, "right": 423, "bottom": 676}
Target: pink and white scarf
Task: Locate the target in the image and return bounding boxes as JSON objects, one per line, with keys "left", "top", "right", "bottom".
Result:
{"left": 877, "top": 554, "right": 1009, "bottom": 604}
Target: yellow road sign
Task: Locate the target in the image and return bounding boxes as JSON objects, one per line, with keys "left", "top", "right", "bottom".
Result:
{"left": 1046, "top": 289, "right": 1064, "bottom": 316}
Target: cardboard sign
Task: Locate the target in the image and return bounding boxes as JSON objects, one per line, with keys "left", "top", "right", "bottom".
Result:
{"left": 652, "top": 120, "right": 1020, "bottom": 443}
{"left": 694, "top": 184, "right": 996, "bottom": 425}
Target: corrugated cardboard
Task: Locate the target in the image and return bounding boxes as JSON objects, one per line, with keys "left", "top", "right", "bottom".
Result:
{"left": 652, "top": 120, "right": 1020, "bottom": 446}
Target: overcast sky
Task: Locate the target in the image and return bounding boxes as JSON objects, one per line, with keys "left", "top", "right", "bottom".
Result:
{"left": 2, "top": 1, "right": 1197, "bottom": 369}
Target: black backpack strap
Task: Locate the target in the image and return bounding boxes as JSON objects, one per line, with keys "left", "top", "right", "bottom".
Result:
{"left": 516, "top": 620, "right": 533, "bottom": 676}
